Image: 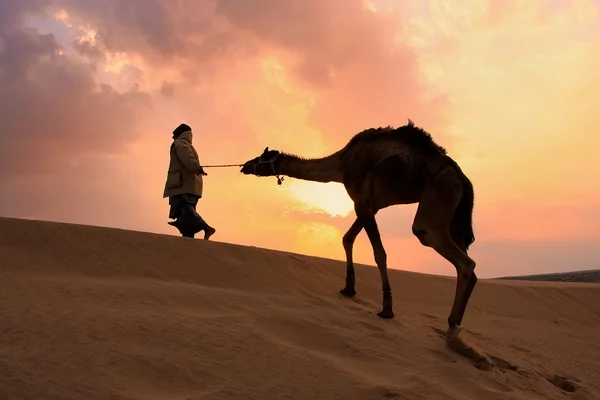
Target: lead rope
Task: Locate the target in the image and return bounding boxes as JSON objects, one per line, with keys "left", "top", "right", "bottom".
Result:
{"left": 200, "top": 163, "right": 244, "bottom": 168}
{"left": 200, "top": 162, "right": 284, "bottom": 185}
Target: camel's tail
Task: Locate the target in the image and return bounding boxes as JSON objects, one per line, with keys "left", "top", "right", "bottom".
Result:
{"left": 450, "top": 166, "right": 475, "bottom": 251}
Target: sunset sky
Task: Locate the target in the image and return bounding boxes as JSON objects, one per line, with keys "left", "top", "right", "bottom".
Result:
{"left": 1, "top": 0, "right": 599, "bottom": 278}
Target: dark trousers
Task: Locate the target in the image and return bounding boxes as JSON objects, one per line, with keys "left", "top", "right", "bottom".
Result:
{"left": 168, "top": 193, "right": 208, "bottom": 238}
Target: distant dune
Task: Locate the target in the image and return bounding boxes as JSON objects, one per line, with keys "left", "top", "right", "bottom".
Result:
{"left": 1, "top": 217, "right": 599, "bottom": 400}
{"left": 500, "top": 270, "right": 600, "bottom": 284}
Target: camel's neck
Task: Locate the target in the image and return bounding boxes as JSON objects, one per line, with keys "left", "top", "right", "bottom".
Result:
{"left": 277, "top": 153, "right": 343, "bottom": 183}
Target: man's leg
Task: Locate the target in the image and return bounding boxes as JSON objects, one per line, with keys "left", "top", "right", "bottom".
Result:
{"left": 168, "top": 195, "right": 182, "bottom": 220}
{"left": 169, "top": 194, "right": 215, "bottom": 240}
{"left": 167, "top": 194, "right": 192, "bottom": 236}
{"left": 204, "top": 225, "right": 216, "bottom": 240}
{"left": 191, "top": 195, "right": 216, "bottom": 240}
{"left": 178, "top": 194, "right": 207, "bottom": 238}
{"left": 167, "top": 195, "right": 182, "bottom": 229}
{"left": 189, "top": 195, "right": 216, "bottom": 240}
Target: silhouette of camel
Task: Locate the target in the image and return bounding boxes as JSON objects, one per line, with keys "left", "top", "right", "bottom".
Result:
{"left": 241, "top": 120, "right": 481, "bottom": 360}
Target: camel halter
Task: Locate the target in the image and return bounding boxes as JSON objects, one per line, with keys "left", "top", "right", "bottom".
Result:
{"left": 252, "top": 153, "right": 285, "bottom": 185}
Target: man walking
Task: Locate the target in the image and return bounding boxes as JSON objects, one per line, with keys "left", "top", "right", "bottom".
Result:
{"left": 163, "top": 123, "right": 216, "bottom": 240}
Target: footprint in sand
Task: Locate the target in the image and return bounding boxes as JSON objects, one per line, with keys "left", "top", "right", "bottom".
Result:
{"left": 487, "top": 354, "right": 520, "bottom": 372}
{"left": 484, "top": 352, "right": 584, "bottom": 394}
{"left": 429, "top": 348, "right": 457, "bottom": 364}
{"left": 427, "top": 326, "right": 496, "bottom": 371}
{"left": 381, "top": 388, "right": 403, "bottom": 398}
{"left": 430, "top": 326, "right": 446, "bottom": 338}
{"left": 547, "top": 374, "right": 580, "bottom": 393}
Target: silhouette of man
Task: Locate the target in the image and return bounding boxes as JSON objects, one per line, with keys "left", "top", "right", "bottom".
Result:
{"left": 163, "top": 123, "right": 216, "bottom": 240}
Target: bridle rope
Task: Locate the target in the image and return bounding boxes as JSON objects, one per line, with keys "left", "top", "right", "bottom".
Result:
{"left": 252, "top": 153, "right": 285, "bottom": 185}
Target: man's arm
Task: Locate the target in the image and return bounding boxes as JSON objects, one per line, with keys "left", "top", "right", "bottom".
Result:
{"left": 174, "top": 140, "right": 204, "bottom": 175}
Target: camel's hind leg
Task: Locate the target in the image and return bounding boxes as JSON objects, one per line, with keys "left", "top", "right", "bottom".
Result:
{"left": 412, "top": 170, "right": 491, "bottom": 368}
{"left": 340, "top": 218, "right": 364, "bottom": 297}
{"left": 411, "top": 167, "right": 477, "bottom": 331}
{"left": 457, "top": 272, "right": 477, "bottom": 326}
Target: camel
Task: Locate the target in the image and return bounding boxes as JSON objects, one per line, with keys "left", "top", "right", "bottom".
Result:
{"left": 240, "top": 120, "right": 488, "bottom": 366}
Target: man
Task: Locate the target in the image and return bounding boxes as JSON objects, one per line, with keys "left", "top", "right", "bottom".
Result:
{"left": 163, "top": 123, "right": 216, "bottom": 240}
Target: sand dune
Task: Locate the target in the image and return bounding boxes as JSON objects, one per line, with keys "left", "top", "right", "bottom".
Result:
{"left": 1, "top": 217, "right": 599, "bottom": 400}
{"left": 501, "top": 270, "right": 600, "bottom": 283}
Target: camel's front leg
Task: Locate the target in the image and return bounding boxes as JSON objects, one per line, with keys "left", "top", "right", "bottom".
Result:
{"left": 340, "top": 218, "right": 363, "bottom": 297}
{"left": 356, "top": 210, "right": 394, "bottom": 319}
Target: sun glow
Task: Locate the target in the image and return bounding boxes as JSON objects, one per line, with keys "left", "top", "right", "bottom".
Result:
{"left": 285, "top": 181, "right": 354, "bottom": 217}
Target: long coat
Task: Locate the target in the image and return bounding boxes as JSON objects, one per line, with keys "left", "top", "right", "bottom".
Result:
{"left": 162, "top": 130, "right": 204, "bottom": 198}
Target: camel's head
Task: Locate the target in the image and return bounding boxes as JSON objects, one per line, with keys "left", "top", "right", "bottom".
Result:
{"left": 240, "top": 147, "right": 282, "bottom": 177}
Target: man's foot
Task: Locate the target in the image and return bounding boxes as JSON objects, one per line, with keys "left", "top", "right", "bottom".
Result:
{"left": 204, "top": 226, "right": 216, "bottom": 240}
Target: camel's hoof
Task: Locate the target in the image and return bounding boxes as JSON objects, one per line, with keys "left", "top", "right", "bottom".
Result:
{"left": 339, "top": 288, "right": 356, "bottom": 297}
{"left": 446, "top": 326, "right": 462, "bottom": 339}
{"left": 445, "top": 326, "right": 494, "bottom": 371}
{"left": 377, "top": 309, "right": 395, "bottom": 319}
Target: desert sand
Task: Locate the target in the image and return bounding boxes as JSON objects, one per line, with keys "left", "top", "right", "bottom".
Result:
{"left": 1, "top": 217, "right": 599, "bottom": 400}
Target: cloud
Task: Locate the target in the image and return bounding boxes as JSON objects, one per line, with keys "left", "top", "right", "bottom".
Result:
{"left": 52, "top": 0, "right": 447, "bottom": 134}
{"left": 0, "top": 2, "right": 152, "bottom": 182}
{"left": 213, "top": 0, "right": 451, "bottom": 150}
